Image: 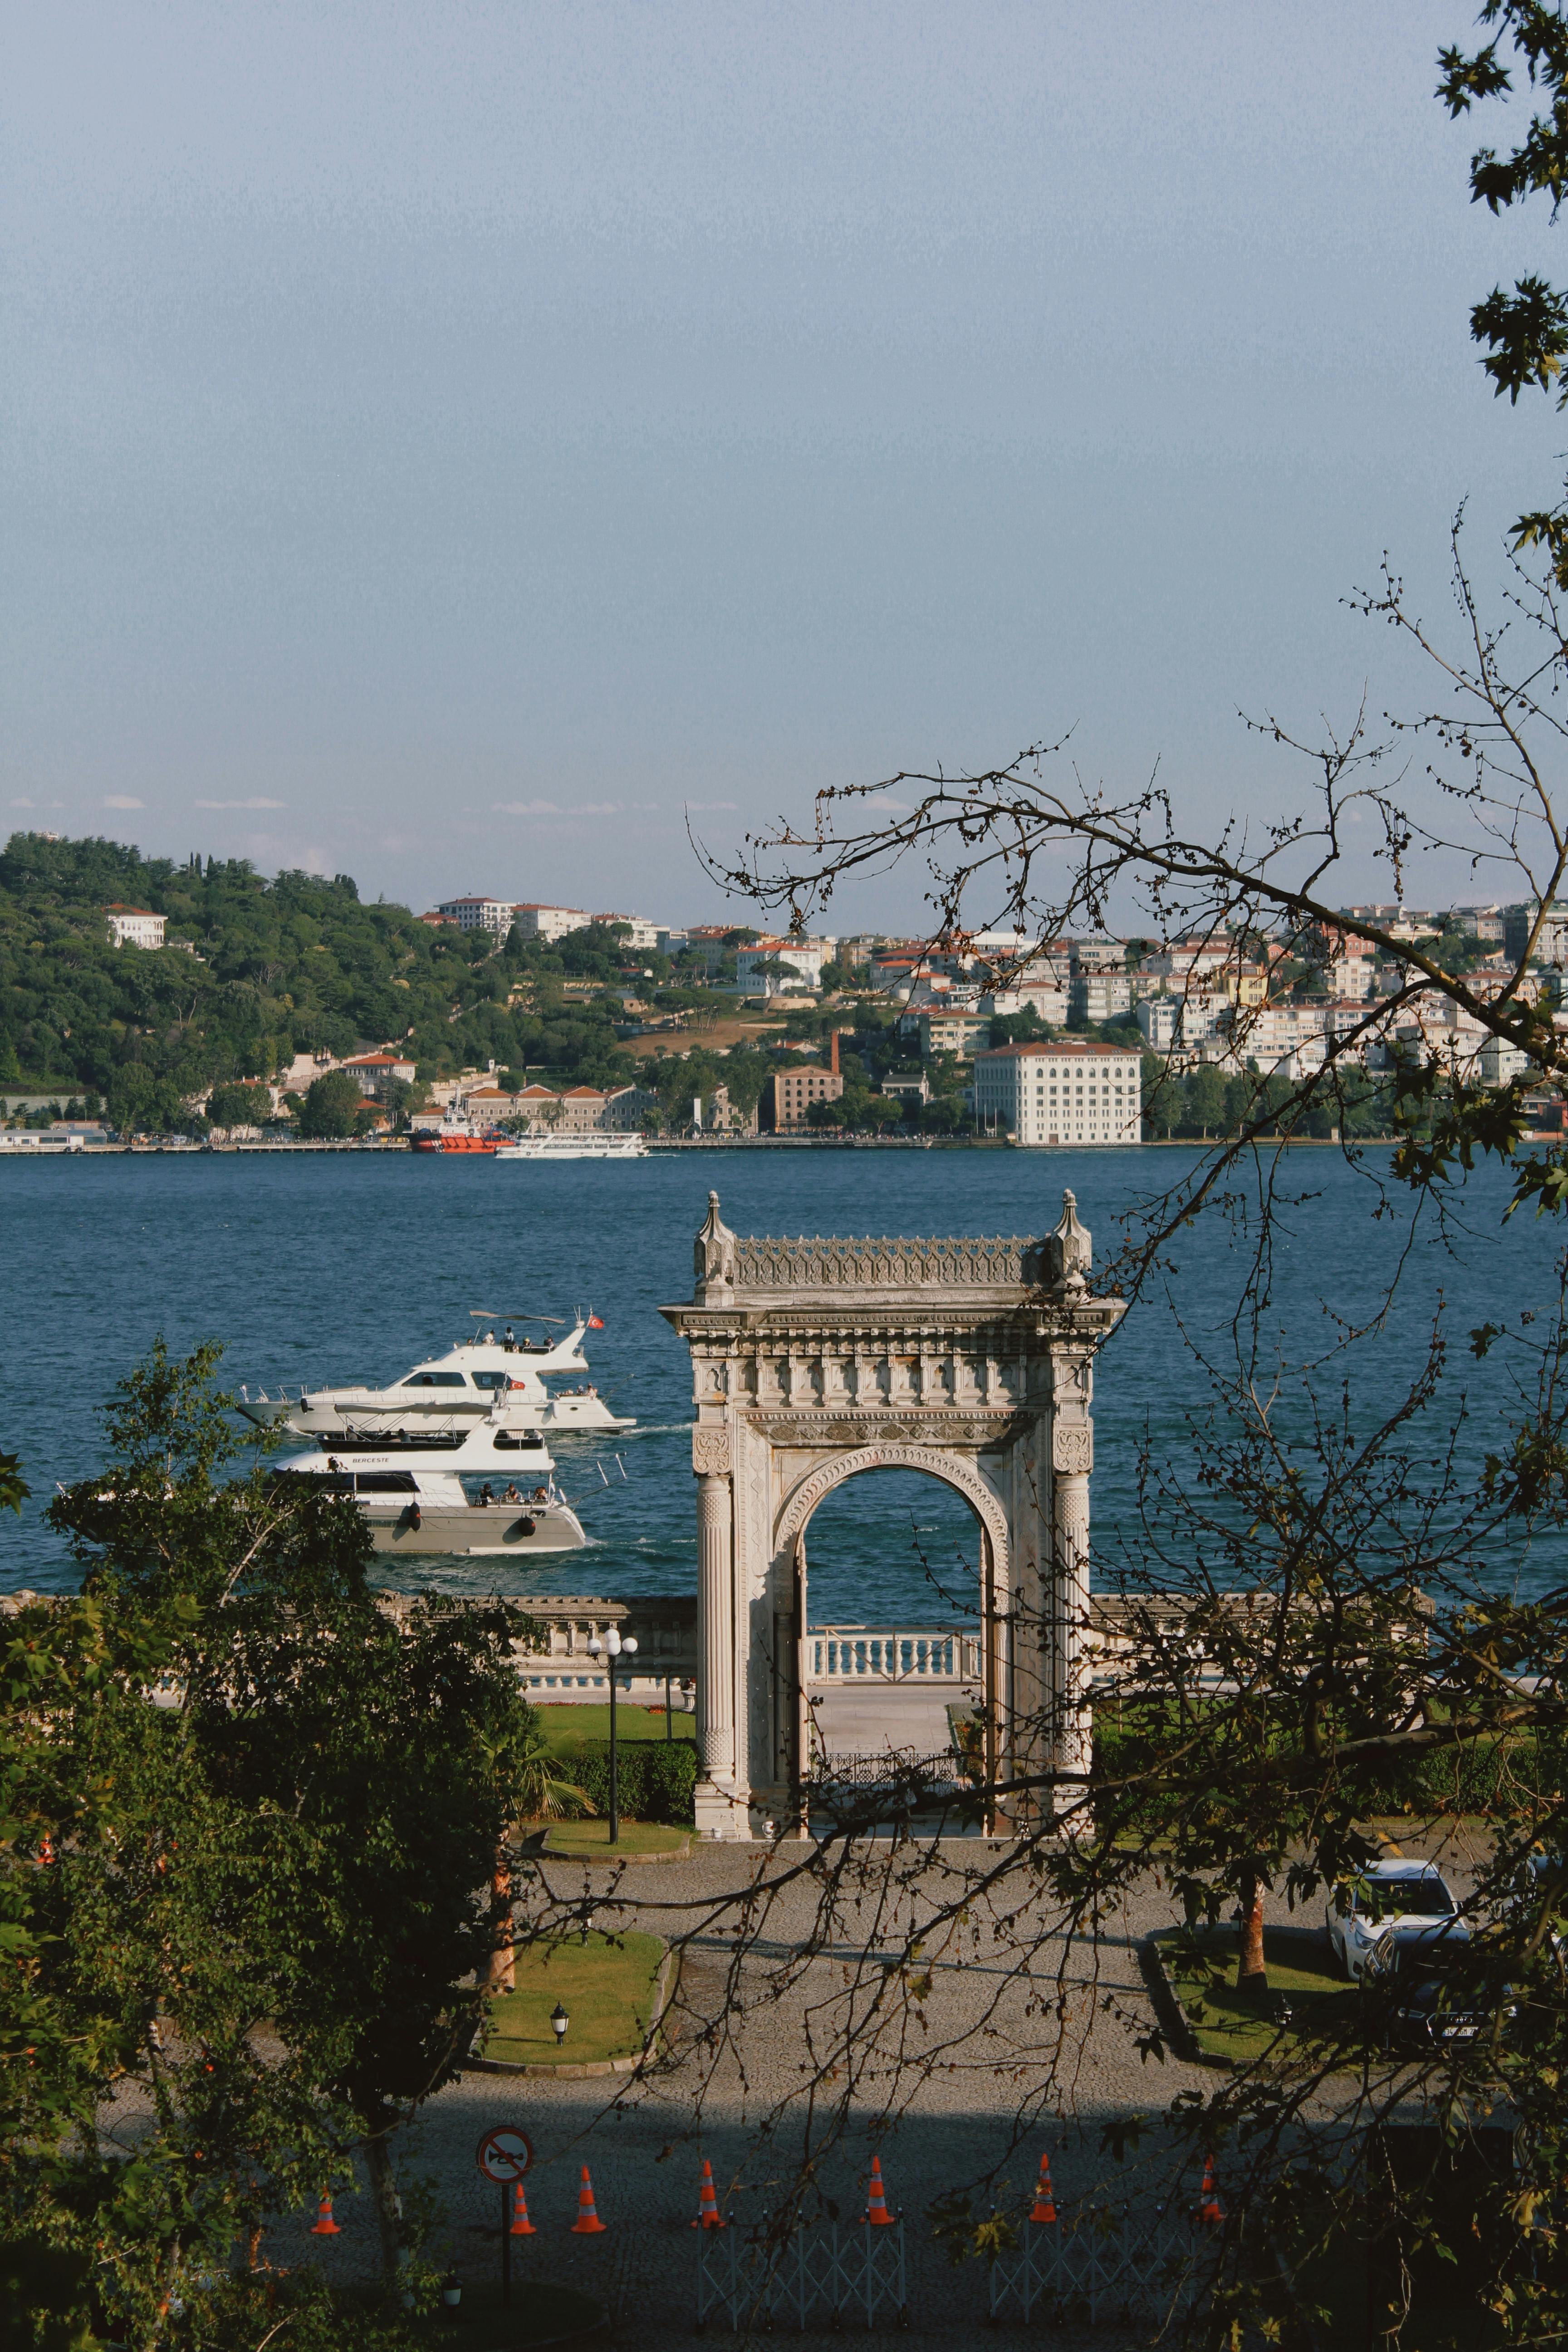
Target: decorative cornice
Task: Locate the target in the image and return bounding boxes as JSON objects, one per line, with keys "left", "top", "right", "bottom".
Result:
{"left": 749, "top": 1410, "right": 1032, "bottom": 1448}
{"left": 732, "top": 1233, "right": 1042, "bottom": 1292}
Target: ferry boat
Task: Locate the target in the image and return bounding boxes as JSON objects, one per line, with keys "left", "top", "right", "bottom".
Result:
{"left": 268, "top": 1414, "right": 589, "bottom": 1556}
{"left": 495, "top": 1132, "right": 648, "bottom": 1161}
{"left": 239, "top": 1313, "right": 633, "bottom": 1436}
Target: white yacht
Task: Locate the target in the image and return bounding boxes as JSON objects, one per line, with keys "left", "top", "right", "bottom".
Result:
{"left": 239, "top": 1314, "right": 633, "bottom": 1437}
{"left": 269, "top": 1412, "right": 589, "bottom": 1557}
{"left": 495, "top": 1133, "right": 648, "bottom": 1160}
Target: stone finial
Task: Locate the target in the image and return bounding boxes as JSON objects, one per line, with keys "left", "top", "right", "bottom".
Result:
{"left": 1047, "top": 1188, "right": 1092, "bottom": 1289}
{"left": 694, "top": 1190, "right": 737, "bottom": 1305}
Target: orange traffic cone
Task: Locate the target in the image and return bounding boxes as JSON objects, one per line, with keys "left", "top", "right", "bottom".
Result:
{"left": 1029, "top": 2151, "right": 1057, "bottom": 2225}
{"left": 864, "top": 2156, "right": 895, "bottom": 2226}
{"left": 510, "top": 2180, "right": 535, "bottom": 2237}
{"left": 691, "top": 2159, "right": 727, "bottom": 2230}
{"left": 571, "top": 2164, "right": 607, "bottom": 2234}
{"left": 1198, "top": 2154, "right": 1223, "bottom": 2229}
{"left": 309, "top": 2191, "right": 341, "bottom": 2236}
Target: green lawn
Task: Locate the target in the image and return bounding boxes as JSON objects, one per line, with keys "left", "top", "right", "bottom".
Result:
{"left": 533, "top": 1818, "right": 688, "bottom": 1858}
{"left": 484, "top": 1930, "right": 666, "bottom": 2067}
{"left": 1156, "top": 1924, "right": 1359, "bottom": 2064}
{"left": 536, "top": 1703, "right": 695, "bottom": 1752}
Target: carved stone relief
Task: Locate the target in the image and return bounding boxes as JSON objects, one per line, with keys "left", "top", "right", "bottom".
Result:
{"left": 691, "top": 1428, "right": 733, "bottom": 1477}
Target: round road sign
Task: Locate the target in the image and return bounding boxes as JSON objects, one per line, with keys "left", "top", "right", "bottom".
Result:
{"left": 475, "top": 2126, "right": 534, "bottom": 2184}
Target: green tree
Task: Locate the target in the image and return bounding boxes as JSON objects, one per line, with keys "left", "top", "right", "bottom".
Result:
{"left": 205, "top": 1081, "right": 272, "bottom": 1128}
{"left": 1, "top": 1347, "right": 539, "bottom": 2344}
{"left": 297, "top": 1068, "right": 365, "bottom": 1138}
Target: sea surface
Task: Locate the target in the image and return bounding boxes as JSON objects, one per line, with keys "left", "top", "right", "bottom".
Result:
{"left": 1, "top": 1145, "right": 1563, "bottom": 1619}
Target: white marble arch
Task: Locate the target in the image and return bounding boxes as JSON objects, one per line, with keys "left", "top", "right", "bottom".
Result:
{"left": 660, "top": 1189, "right": 1124, "bottom": 1841}
{"left": 774, "top": 1442, "right": 1009, "bottom": 1581}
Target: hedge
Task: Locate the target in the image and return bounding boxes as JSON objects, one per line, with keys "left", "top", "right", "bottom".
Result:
{"left": 567, "top": 1741, "right": 697, "bottom": 1825}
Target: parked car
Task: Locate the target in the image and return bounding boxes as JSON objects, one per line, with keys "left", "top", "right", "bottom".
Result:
{"left": 1326, "top": 1860, "right": 1460, "bottom": 1980}
{"left": 1367, "top": 1923, "right": 1486, "bottom": 2051}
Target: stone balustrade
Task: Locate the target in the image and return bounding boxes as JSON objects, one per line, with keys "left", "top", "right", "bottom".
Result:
{"left": 807, "top": 1625, "right": 983, "bottom": 1686}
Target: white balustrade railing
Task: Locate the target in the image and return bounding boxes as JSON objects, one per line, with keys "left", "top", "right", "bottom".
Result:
{"left": 808, "top": 1626, "right": 981, "bottom": 1685}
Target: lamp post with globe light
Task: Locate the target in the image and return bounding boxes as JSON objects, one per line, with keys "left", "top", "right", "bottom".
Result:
{"left": 586, "top": 1623, "right": 638, "bottom": 1843}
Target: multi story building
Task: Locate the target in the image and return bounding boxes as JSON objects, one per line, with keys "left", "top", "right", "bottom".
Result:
{"left": 437, "top": 896, "right": 516, "bottom": 936}
{"left": 1137, "top": 993, "right": 1229, "bottom": 1054}
{"left": 1068, "top": 970, "right": 1132, "bottom": 1024}
{"left": 735, "top": 938, "right": 835, "bottom": 996}
{"left": 594, "top": 913, "right": 659, "bottom": 949}
{"left": 760, "top": 1067, "right": 844, "bottom": 1130}
{"left": 104, "top": 905, "right": 166, "bottom": 949}
{"left": 449, "top": 1080, "right": 657, "bottom": 1131}
{"left": 340, "top": 1051, "right": 417, "bottom": 1097}
{"left": 972, "top": 1041, "right": 1142, "bottom": 1145}
{"left": 1504, "top": 902, "right": 1568, "bottom": 968}
{"left": 917, "top": 1010, "right": 992, "bottom": 1057}
{"left": 513, "top": 902, "right": 593, "bottom": 942}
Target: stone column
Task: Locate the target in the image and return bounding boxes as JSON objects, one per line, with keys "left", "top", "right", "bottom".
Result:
{"left": 696, "top": 1476, "right": 735, "bottom": 1779}
{"left": 1051, "top": 1422, "right": 1094, "bottom": 1810}
{"left": 693, "top": 1429, "right": 743, "bottom": 1838}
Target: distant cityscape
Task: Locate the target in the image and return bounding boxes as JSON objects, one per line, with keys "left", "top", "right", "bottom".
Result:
{"left": 39, "top": 885, "right": 1561, "bottom": 1149}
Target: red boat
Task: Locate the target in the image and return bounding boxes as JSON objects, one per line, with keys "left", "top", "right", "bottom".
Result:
{"left": 413, "top": 1128, "right": 500, "bottom": 1154}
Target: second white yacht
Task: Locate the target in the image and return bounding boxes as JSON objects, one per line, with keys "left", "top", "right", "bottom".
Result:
{"left": 239, "top": 1313, "right": 633, "bottom": 1437}
{"left": 269, "top": 1413, "right": 590, "bottom": 1556}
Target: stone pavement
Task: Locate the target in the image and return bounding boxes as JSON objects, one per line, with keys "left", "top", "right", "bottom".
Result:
{"left": 810, "top": 1686, "right": 957, "bottom": 1758}
{"left": 267, "top": 1836, "right": 1237, "bottom": 2346}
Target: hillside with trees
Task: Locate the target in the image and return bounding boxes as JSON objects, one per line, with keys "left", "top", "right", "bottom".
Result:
{"left": 0, "top": 833, "right": 642, "bottom": 1132}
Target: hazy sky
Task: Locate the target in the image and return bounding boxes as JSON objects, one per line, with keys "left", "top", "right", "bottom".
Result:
{"left": 5, "top": 3, "right": 1563, "bottom": 926}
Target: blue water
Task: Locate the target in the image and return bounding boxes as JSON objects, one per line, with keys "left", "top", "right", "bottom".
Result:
{"left": 1, "top": 1147, "right": 1562, "bottom": 1616}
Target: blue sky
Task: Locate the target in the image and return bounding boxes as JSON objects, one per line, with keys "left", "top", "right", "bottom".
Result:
{"left": 5, "top": 3, "right": 1563, "bottom": 925}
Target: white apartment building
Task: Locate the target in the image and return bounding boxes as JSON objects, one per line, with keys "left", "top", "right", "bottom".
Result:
{"left": 1137, "top": 993, "right": 1229, "bottom": 1054}
{"left": 917, "top": 1010, "right": 992, "bottom": 1057}
{"left": 437, "top": 896, "right": 516, "bottom": 936}
{"left": 735, "top": 937, "right": 835, "bottom": 995}
{"left": 973, "top": 1041, "right": 1143, "bottom": 1145}
{"left": 104, "top": 905, "right": 166, "bottom": 949}
{"left": 594, "top": 912, "right": 659, "bottom": 950}
{"left": 513, "top": 902, "right": 592, "bottom": 942}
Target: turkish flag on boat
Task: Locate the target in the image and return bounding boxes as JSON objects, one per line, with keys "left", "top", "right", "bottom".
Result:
{"left": 587, "top": 1314, "right": 604, "bottom": 1329}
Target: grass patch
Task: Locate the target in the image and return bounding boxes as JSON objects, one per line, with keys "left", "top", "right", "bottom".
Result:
{"left": 532, "top": 1818, "right": 688, "bottom": 1858}
{"left": 536, "top": 1704, "right": 695, "bottom": 1753}
{"left": 1156, "top": 1923, "right": 1360, "bottom": 2065}
{"left": 412, "top": 2276, "right": 603, "bottom": 2347}
{"left": 484, "top": 1930, "right": 666, "bottom": 2067}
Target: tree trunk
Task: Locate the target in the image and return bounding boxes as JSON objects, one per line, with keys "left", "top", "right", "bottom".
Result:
{"left": 1236, "top": 1866, "right": 1268, "bottom": 2000}
{"left": 363, "top": 2126, "right": 404, "bottom": 2278}
{"left": 485, "top": 1853, "right": 514, "bottom": 1994}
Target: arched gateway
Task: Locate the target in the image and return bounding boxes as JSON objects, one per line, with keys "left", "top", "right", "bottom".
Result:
{"left": 661, "top": 1189, "right": 1124, "bottom": 1839}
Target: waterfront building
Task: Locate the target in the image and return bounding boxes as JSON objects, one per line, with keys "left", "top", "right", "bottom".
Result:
{"left": 973, "top": 1040, "right": 1142, "bottom": 1144}
{"left": 436, "top": 895, "right": 515, "bottom": 936}
{"left": 760, "top": 1067, "right": 844, "bottom": 1130}
{"left": 104, "top": 905, "right": 166, "bottom": 949}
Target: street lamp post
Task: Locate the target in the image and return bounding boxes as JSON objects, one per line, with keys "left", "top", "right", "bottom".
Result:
{"left": 587, "top": 1624, "right": 638, "bottom": 1843}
